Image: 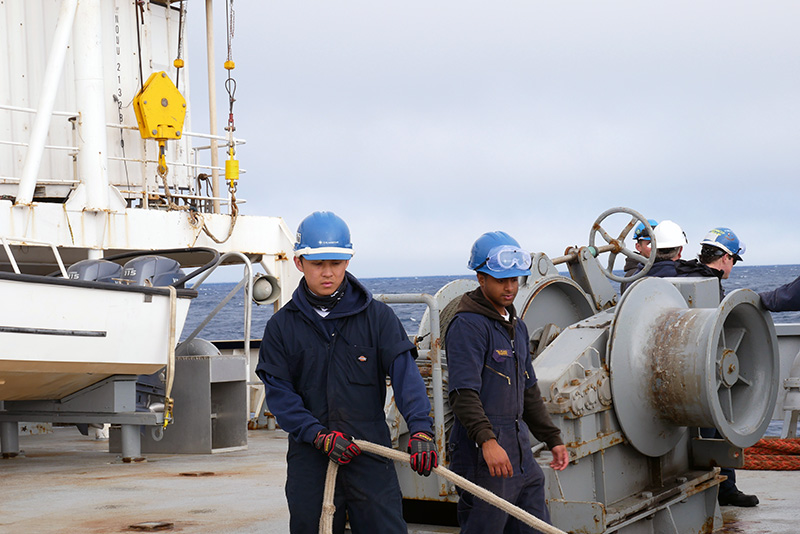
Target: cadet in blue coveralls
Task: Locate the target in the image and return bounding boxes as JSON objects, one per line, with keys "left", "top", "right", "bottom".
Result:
{"left": 256, "top": 211, "right": 437, "bottom": 534}
{"left": 446, "top": 231, "right": 569, "bottom": 533}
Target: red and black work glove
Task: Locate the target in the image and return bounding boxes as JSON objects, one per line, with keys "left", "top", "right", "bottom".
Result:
{"left": 408, "top": 430, "right": 438, "bottom": 477}
{"left": 314, "top": 429, "right": 361, "bottom": 465}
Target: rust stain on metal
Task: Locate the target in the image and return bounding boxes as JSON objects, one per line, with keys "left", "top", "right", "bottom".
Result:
{"left": 417, "top": 363, "right": 433, "bottom": 377}
{"left": 179, "top": 471, "right": 215, "bottom": 477}
{"left": 699, "top": 516, "right": 715, "bottom": 533}
{"left": 647, "top": 309, "right": 704, "bottom": 425}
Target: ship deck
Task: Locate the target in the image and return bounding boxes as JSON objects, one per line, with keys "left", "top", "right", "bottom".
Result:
{"left": 2, "top": 426, "right": 798, "bottom": 533}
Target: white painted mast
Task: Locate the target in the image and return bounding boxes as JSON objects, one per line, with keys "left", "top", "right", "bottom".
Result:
{"left": 71, "top": 0, "right": 113, "bottom": 212}
{"left": 205, "top": 0, "right": 221, "bottom": 214}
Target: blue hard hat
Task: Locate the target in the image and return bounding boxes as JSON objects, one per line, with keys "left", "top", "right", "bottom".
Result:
{"left": 700, "top": 227, "right": 745, "bottom": 262}
{"left": 468, "top": 231, "right": 532, "bottom": 278}
{"left": 633, "top": 219, "right": 659, "bottom": 241}
{"left": 294, "top": 211, "right": 354, "bottom": 260}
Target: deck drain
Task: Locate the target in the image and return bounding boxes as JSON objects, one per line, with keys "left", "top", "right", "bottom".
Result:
{"left": 179, "top": 471, "right": 215, "bottom": 477}
{"left": 128, "top": 521, "right": 174, "bottom": 531}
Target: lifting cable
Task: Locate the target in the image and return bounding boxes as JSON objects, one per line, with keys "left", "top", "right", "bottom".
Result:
{"left": 192, "top": 0, "right": 240, "bottom": 244}
{"left": 148, "top": 0, "right": 239, "bottom": 244}
{"left": 174, "top": 0, "right": 187, "bottom": 88}
{"left": 319, "top": 440, "right": 568, "bottom": 534}
{"left": 135, "top": 0, "right": 145, "bottom": 92}
{"left": 222, "top": 0, "right": 240, "bottom": 219}
{"left": 743, "top": 437, "right": 800, "bottom": 471}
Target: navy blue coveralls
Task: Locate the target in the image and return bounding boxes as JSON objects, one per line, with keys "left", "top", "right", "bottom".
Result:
{"left": 256, "top": 272, "right": 434, "bottom": 534}
{"left": 446, "top": 309, "right": 550, "bottom": 534}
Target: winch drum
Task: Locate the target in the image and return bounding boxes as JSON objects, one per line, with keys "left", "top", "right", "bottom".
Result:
{"left": 609, "top": 277, "right": 779, "bottom": 457}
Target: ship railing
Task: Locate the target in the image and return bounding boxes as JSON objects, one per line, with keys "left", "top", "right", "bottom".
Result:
{"left": 0, "top": 236, "right": 68, "bottom": 278}
{"left": 181, "top": 251, "right": 254, "bottom": 356}
{"left": 178, "top": 252, "right": 261, "bottom": 418}
{"left": 0, "top": 103, "right": 245, "bottom": 210}
{"left": 373, "top": 293, "right": 448, "bottom": 495}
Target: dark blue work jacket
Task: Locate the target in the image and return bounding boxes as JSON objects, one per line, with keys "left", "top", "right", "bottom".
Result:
{"left": 759, "top": 275, "right": 800, "bottom": 312}
{"left": 674, "top": 259, "right": 725, "bottom": 301}
{"left": 446, "top": 311, "right": 537, "bottom": 478}
{"left": 256, "top": 272, "right": 433, "bottom": 447}
{"left": 639, "top": 258, "right": 679, "bottom": 278}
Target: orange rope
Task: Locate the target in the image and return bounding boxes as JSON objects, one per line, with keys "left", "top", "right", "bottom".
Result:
{"left": 743, "top": 438, "right": 800, "bottom": 471}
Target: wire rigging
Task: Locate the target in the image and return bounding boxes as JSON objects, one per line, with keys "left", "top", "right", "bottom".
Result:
{"left": 134, "top": 0, "right": 145, "bottom": 93}
{"left": 174, "top": 0, "right": 187, "bottom": 88}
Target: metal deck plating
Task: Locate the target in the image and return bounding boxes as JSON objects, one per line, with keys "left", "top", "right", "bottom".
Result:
{"left": 2, "top": 427, "right": 798, "bottom": 533}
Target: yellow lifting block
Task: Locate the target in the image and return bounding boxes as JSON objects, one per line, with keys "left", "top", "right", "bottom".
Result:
{"left": 225, "top": 157, "right": 240, "bottom": 183}
{"left": 133, "top": 71, "right": 187, "bottom": 140}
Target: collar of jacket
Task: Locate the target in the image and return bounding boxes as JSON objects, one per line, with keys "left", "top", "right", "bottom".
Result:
{"left": 676, "top": 259, "right": 724, "bottom": 280}
{"left": 456, "top": 287, "right": 517, "bottom": 339}
{"left": 290, "top": 271, "right": 372, "bottom": 322}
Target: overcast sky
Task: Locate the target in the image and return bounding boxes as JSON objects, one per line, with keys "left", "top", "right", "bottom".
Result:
{"left": 188, "top": 1, "right": 799, "bottom": 279}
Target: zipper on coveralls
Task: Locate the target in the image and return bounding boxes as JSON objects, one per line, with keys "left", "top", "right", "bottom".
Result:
{"left": 326, "top": 331, "right": 336, "bottom": 350}
{"left": 512, "top": 337, "right": 525, "bottom": 474}
{"left": 483, "top": 364, "right": 511, "bottom": 385}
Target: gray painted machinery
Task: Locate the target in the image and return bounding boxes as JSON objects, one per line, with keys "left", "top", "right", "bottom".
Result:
{"left": 397, "top": 208, "right": 779, "bottom": 534}
{"left": 514, "top": 209, "right": 779, "bottom": 533}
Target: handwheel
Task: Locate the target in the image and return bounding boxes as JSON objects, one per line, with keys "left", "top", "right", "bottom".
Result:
{"left": 588, "top": 207, "right": 657, "bottom": 284}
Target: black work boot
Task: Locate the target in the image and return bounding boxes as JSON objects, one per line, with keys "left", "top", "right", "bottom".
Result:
{"left": 718, "top": 490, "right": 759, "bottom": 507}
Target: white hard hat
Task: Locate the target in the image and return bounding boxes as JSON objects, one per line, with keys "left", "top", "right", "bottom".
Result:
{"left": 652, "top": 220, "right": 688, "bottom": 249}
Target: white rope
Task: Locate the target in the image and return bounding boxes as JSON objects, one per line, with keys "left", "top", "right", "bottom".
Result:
{"left": 318, "top": 439, "right": 567, "bottom": 534}
{"left": 319, "top": 461, "right": 338, "bottom": 534}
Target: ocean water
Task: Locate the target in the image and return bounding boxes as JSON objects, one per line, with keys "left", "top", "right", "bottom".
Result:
{"left": 183, "top": 264, "right": 800, "bottom": 342}
{"left": 182, "top": 265, "right": 800, "bottom": 437}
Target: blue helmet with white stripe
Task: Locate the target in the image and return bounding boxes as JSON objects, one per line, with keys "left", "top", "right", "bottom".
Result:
{"left": 294, "top": 211, "right": 354, "bottom": 260}
{"left": 701, "top": 227, "right": 745, "bottom": 262}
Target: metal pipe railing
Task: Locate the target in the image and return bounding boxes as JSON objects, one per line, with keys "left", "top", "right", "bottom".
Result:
{"left": 183, "top": 252, "right": 254, "bottom": 356}
{"left": 0, "top": 236, "right": 68, "bottom": 278}
{"left": 373, "top": 292, "right": 448, "bottom": 497}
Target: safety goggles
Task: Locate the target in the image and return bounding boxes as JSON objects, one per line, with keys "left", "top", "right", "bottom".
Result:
{"left": 477, "top": 245, "right": 532, "bottom": 273}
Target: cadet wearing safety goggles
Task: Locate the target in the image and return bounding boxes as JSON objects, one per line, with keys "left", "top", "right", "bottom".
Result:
{"left": 445, "top": 231, "right": 569, "bottom": 533}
